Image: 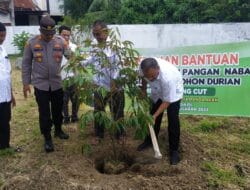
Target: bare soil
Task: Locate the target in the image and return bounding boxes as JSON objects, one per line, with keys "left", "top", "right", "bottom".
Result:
{"left": 1, "top": 122, "right": 207, "bottom": 190}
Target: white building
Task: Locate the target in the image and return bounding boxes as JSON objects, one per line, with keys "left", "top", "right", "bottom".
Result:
{"left": 0, "top": 0, "right": 14, "bottom": 25}
{"left": 0, "top": 0, "right": 64, "bottom": 26}
{"left": 35, "top": 0, "right": 63, "bottom": 22}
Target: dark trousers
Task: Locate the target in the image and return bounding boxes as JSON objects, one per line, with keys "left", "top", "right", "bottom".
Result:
{"left": 34, "top": 88, "right": 63, "bottom": 137}
{"left": 63, "top": 85, "right": 79, "bottom": 120}
{"left": 144, "top": 99, "right": 181, "bottom": 151}
{"left": 0, "top": 101, "right": 11, "bottom": 149}
{"left": 94, "top": 90, "right": 125, "bottom": 138}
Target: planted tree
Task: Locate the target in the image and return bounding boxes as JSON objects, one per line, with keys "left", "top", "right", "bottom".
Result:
{"left": 64, "top": 27, "right": 153, "bottom": 162}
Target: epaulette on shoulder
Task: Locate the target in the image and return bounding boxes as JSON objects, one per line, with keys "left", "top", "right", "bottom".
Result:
{"left": 30, "top": 35, "right": 41, "bottom": 41}
{"left": 27, "top": 35, "right": 41, "bottom": 43}
{"left": 24, "top": 35, "right": 39, "bottom": 47}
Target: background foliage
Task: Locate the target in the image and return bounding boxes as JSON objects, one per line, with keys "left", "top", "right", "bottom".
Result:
{"left": 61, "top": 0, "right": 250, "bottom": 24}
{"left": 12, "top": 31, "right": 30, "bottom": 55}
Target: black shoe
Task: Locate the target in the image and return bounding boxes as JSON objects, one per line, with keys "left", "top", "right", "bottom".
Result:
{"left": 137, "top": 141, "right": 152, "bottom": 151}
{"left": 44, "top": 139, "right": 54, "bottom": 153}
{"left": 55, "top": 130, "right": 69, "bottom": 139}
{"left": 170, "top": 151, "right": 180, "bottom": 165}
{"left": 64, "top": 117, "right": 70, "bottom": 124}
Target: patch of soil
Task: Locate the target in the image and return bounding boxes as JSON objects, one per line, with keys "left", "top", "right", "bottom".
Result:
{"left": 95, "top": 151, "right": 135, "bottom": 174}
{"left": 1, "top": 122, "right": 208, "bottom": 190}
{"left": 76, "top": 127, "right": 208, "bottom": 189}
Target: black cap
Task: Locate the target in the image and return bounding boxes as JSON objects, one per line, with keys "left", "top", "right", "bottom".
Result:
{"left": 39, "top": 15, "right": 56, "bottom": 35}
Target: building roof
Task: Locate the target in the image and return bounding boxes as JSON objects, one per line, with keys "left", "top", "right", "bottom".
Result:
{"left": 0, "top": 1, "right": 10, "bottom": 14}
{"left": 14, "top": 0, "right": 41, "bottom": 11}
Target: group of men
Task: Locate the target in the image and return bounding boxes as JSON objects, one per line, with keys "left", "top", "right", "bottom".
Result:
{"left": 0, "top": 15, "right": 183, "bottom": 165}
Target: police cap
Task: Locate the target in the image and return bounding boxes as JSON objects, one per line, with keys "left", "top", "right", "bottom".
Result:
{"left": 39, "top": 15, "right": 56, "bottom": 35}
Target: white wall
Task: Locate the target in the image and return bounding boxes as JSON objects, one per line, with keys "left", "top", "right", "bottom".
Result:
{"left": 4, "top": 26, "right": 40, "bottom": 54}
{"left": 4, "top": 23, "right": 250, "bottom": 55}
{"left": 113, "top": 23, "right": 250, "bottom": 48}
{"left": 0, "top": 14, "right": 11, "bottom": 25}
{"left": 33, "top": 0, "right": 63, "bottom": 15}
{"left": 34, "top": 0, "right": 47, "bottom": 10}
{"left": 49, "top": 0, "right": 63, "bottom": 16}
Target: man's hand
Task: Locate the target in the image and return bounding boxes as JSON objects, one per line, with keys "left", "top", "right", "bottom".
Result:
{"left": 141, "top": 78, "right": 147, "bottom": 96}
{"left": 138, "top": 86, "right": 147, "bottom": 98}
{"left": 110, "top": 80, "right": 118, "bottom": 93}
{"left": 152, "top": 101, "right": 170, "bottom": 122}
{"left": 23, "top": 84, "right": 31, "bottom": 98}
{"left": 11, "top": 94, "right": 16, "bottom": 107}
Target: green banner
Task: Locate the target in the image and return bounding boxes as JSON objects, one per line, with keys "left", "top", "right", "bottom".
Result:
{"left": 138, "top": 41, "right": 250, "bottom": 117}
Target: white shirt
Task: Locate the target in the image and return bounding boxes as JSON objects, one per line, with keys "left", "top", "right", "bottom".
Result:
{"left": 84, "top": 40, "right": 120, "bottom": 91}
{"left": 143, "top": 58, "right": 183, "bottom": 103}
{"left": 0, "top": 45, "right": 11, "bottom": 103}
{"left": 61, "top": 41, "right": 77, "bottom": 80}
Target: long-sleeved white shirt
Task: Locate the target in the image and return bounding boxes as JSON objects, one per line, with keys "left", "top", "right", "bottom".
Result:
{"left": 142, "top": 58, "right": 183, "bottom": 103}
{"left": 61, "top": 41, "right": 77, "bottom": 80}
{"left": 0, "top": 45, "right": 11, "bottom": 103}
{"left": 83, "top": 40, "right": 120, "bottom": 91}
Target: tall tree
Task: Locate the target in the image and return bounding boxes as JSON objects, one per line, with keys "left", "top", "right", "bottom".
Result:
{"left": 61, "top": 0, "right": 250, "bottom": 24}
{"left": 62, "top": 0, "right": 93, "bottom": 20}
{"left": 167, "top": 0, "right": 250, "bottom": 23}
{"left": 87, "top": 0, "right": 122, "bottom": 23}
{"left": 118, "top": 0, "right": 168, "bottom": 24}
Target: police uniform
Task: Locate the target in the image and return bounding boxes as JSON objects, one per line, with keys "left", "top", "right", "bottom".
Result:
{"left": 22, "top": 16, "right": 70, "bottom": 151}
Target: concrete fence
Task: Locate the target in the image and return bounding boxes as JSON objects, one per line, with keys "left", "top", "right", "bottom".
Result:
{"left": 4, "top": 23, "right": 250, "bottom": 55}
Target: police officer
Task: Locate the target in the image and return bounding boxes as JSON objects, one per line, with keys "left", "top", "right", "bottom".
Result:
{"left": 22, "top": 15, "right": 69, "bottom": 152}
